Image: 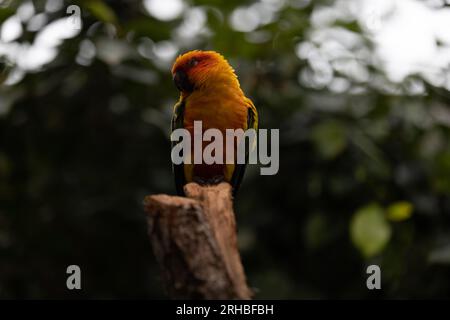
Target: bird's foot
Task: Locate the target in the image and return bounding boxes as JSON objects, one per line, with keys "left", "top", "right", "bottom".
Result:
{"left": 193, "top": 175, "right": 225, "bottom": 185}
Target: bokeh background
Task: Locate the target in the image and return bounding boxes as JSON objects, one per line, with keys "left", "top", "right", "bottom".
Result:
{"left": 1, "top": 0, "right": 450, "bottom": 299}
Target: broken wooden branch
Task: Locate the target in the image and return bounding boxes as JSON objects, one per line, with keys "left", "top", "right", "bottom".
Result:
{"left": 143, "top": 182, "right": 252, "bottom": 299}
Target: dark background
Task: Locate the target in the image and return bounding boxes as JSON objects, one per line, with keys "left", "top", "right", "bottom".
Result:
{"left": 1, "top": 0, "right": 450, "bottom": 299}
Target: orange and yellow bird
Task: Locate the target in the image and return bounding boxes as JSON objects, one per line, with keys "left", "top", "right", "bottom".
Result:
{"left": 171, "top": 50, "right": 258, "bottom": 196}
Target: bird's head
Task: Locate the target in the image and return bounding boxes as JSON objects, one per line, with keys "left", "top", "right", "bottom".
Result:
{"left": 171, "top": 50, "right": 238, "bottom": 93}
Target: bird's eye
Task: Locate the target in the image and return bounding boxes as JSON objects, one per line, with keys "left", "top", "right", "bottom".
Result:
{"left": 188, "top": 58, "right": 199, "bottom": 67}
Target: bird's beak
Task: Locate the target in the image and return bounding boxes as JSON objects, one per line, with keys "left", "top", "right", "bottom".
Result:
{"left": 173, "top": 70, "right": 194, "bottom": 92}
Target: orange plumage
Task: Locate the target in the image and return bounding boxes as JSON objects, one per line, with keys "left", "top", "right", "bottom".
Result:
{"left": 171, "top": 50, "right": 258, "bottom": 195}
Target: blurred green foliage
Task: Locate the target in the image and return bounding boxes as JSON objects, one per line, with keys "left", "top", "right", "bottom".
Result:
{"left": 350, "top": 203, "right": 392, "bottom": 258}
{"left": 0, "top": 0, "right": 449, "bottom": 299}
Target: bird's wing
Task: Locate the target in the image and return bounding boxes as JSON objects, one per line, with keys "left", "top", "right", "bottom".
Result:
{"left": 230, "top": 98, "right": 258, "bottom": 196}
{"left": 171, "top": 99, "right": 186, "bottom": 196}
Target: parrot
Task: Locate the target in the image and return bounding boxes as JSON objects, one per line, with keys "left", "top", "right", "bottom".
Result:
{"left": 171, "top": 50, "right": 258, "bottom": 196}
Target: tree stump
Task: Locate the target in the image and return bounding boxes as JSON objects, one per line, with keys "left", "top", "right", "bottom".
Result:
{"left": 143, "top": 182, "right": 252, "bottom": 299}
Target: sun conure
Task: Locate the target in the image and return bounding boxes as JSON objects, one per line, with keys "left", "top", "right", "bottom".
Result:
{"left": 171, "top": 50, "right": 258, "bottom": 196}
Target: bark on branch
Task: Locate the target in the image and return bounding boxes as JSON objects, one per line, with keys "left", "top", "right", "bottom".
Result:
{"left": 143, "top": 182, "right": 252, "bottom": 299}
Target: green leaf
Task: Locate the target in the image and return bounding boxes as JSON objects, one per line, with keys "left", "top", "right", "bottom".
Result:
{"left": 350, "top": 203, "right": 392, "bottom": 258}
{"left": 386, "top": 201, "right": 413, "bottom": 222}
{"left": 0, "top": 7, "right": 15, "bottom": 23}
{"left": 0, "top": 57, "right": 12, "bottom": 85}
{"left": 304, "top": 213, "right": 330, "bottom": 250}
{"left": 311, "top": 120, "right": 347, "bottom": 159}
{"left": 85, "top": 0, "right": 117, "bottom": 24}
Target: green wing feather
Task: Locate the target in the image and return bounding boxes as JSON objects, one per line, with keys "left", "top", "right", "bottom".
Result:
{"left": 230, "top": 98, "right": 258, "bottom": 196}
{"left": 171, "top": 99, "right": 186, "bottom": 196}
